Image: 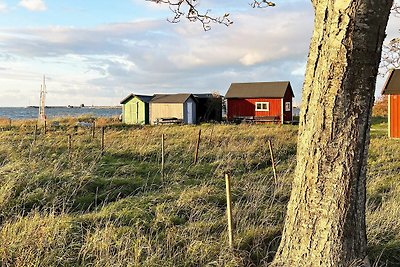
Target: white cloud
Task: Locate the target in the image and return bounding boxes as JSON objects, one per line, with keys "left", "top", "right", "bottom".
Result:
{"left": 18, "top": 0, "right": 47, "bottom": 11}
{"left": 0, "top": 1, "right": 7, "bottom": 12}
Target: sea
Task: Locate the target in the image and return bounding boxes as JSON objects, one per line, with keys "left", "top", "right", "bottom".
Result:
{"left": 0, "top": 107, "right": 121, "bottom": 120}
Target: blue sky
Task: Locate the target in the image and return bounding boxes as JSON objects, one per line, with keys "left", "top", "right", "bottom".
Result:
{"left": 0, "top": 0, "right": 398, "bottom": 106}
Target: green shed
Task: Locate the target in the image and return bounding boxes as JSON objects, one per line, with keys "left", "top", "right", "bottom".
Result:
{"left": 120, "top": 94, "right": 153, "bottom": 125}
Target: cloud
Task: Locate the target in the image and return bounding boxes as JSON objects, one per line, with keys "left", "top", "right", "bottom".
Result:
{"left": 19, "top": 0, "right": 47, "bottom": 11}
{"left": 0, "top": 2, "right": 315, "bottom": 106}
{"left": 0, "top": 1, "right": 7, "bottom": 12}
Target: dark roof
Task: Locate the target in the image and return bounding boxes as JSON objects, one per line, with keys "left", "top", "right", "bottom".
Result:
{"left": 382, "top": 69, "right": 400, "bottom": 95}
{"left": 151, "top": 94, "right": 196, "bottom": 104}
{"left": 193, "top": 93, "right": 223, "bottom": 99}
{"left": 120, "top": 94, "right": 153, "bottom": 104}
{"left": 225, "top": 81, "right": 294, "bottom": 98}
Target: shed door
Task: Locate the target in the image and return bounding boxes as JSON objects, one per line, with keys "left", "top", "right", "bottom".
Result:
{"left": 187, "top": 101, "right": 193, "bottom": 124}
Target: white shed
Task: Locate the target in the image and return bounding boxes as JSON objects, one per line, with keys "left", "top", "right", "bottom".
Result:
{"left": 150, "top": 94, "right": 197, "bottom": 125}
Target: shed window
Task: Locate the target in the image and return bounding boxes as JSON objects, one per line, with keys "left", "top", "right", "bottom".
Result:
{"left": 255, "top": 102, "right": 269, "bottom": 111}
{"left": 285, "top": 102, "right": 291, "bottom": 112}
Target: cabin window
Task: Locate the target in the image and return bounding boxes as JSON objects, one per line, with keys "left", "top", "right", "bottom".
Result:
{"left": 255, "top": 102, "right": 269, "bottom": 111}
{"left": 285, "top": 102, "right": 291, "bottom": 112}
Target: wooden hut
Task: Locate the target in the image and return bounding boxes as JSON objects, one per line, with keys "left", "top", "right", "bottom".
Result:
{"left": 120, "top": 94, "right": 153, "bottom": 125}
{"left": 382, "top": 69, "right": 400, "bottom": 138}
{"left": 150, "top": 94, "right": 197, "bottom": 125}
{"left": 193, "top": 93, "right": 223, "bottom": 122}
{"left": 225, "top": 81, "right": 294, "bottom": 124}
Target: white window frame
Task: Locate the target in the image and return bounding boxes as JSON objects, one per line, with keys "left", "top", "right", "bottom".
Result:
{"left": 255, "top": 102, "right": 269, "bottom": 111}
{"left": 285, "top": 102, "right": 291, "bottom": 112}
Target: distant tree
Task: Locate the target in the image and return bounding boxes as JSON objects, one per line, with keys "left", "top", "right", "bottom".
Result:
{"left": 150, "top": 0, "right": 393, "bottom": 266}
{"left": 373, "top": 95, "right": 388, "bottom": 117}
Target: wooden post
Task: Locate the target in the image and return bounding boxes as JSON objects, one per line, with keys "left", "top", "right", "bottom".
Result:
{"left": 161, "top": 134, "right": 165, "bottom": 182}
{"left": 92, "top": 121, "right": 96, "bottom": 138}
{"left": 101, "top": 127, "right": 105, "bottom": 155}
{"left": 225, "top": 173, "right": 234, "bottom": 250}
{"left": 209, "top": 125, "right": 214, "bottom": 145}
{"left": 194, "top": 129, "right": 201, "bottom": 165}
{"left": 268, "top": 139, "right": 277, "bottom": 184}
{"left": 68, "top": 134, "right": 72, "bottom": 158}
{"left": 44, "top": 120, "right": 47, "bottom": 135}
{"left": 33, "top": 124, "right": 38, "bottom": 142}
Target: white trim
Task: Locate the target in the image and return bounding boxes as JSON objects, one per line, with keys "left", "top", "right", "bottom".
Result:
{"left": 255, "top": 102, "right": 270, "bottom": 111}
{"left": 281, "top": 99, "right": 284, "bottom": 124}
{"left": 388, "top": 95, "right": 391, "bottom": 138}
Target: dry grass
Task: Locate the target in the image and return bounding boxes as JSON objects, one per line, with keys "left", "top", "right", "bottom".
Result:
{"left": 0, "top": 118, "right": 398, "bottom": 266}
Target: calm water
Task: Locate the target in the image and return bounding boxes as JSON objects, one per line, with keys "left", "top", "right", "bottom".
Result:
{"left": 0, "top": 107, "right": 121, "bottom": 120}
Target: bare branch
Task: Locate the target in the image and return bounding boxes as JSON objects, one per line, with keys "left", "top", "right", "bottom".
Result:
{"left": 147, "top": 0, "right": 275, "bottom": 31}
{"left": 147, "top": 0, "right": 232, "bottom": 31}
{"left": 380, "top": 38, "right": 400, "bottom": 76}
{"left": 250, "top": 0, "right": 276, "bottom": 8}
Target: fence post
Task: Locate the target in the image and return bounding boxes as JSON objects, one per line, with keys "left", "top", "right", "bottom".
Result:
{"left": 33, "top": 124, "right": 38, "bottom": 142}
{"left": 68, "top": 134, "right": 72, "bottom": 158}
{"left": 225, "top": 173, "right": 234, "bottom": 250}
{"left": 92, "top": 121, "right": 96, "bottom": 138}
{"left": 44, "top": 120, "right": 47, "bottom": 135}
{"left": 101, "top": 127, "right": 105, "bottom": 155}
{"left": 161, "top": 134, "right": 165, "bottom": 183}
{"left": 209, "top": 125, "right": 214, "bottom": 145}
{"left": 194, "top": 129, "right": 201, "bottom": 165}
{"left": 268, "top": 139, "right": 277, "bottom": 184}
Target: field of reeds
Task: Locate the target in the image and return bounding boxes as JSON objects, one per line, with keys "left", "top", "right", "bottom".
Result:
{"left": 0, "top": 116, "right": 399, "bottom": 266}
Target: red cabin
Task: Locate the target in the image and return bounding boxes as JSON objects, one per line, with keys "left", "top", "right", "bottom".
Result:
{"left": 382, "top": 69, "right": 400, "bottom": 138}
{"left": 225, "top": 81, "right": 294, "bottom": 124}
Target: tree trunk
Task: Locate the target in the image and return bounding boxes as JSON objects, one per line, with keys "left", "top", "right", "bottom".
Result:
{"left": 271, "top": 1, "right": 392, "bottom": 266}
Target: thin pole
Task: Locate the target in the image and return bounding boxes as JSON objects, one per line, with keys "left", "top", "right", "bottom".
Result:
{"left": 209, "top": 125, "right": 214, "bottom": 145}
{"left": 194, "top": 129, "right": 201, "bottom": 165}
{"left": 92, "top": 121, "right": 96, "bottom": 138}
{"left": 44, "top": 120, "right": 47, "bottom": 135}
{"left": 34, "top": 124, "right": 38, "bottom": 142}
{"left": 268, "top": 139, "right": 277, "bottom": 184}
{"left": 68, "top": 134, "right": 72, "bottom": 158}
{"left": 161, "top": 134, "right": 165, "bottom": 183}
{"left": 101, "top": 127, "right": 105, "bottom": 155}
{"left": 225, "top": 173, "right": 234, "bottom": 250}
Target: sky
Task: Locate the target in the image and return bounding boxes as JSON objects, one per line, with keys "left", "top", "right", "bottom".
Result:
{"left": 0, "top": 0, "right": 399, "bottom": 107}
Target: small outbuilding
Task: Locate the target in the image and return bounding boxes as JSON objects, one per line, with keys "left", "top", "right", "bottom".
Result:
{"left": 150, "top": 94, "right": 197, "bottom": 125}
{"left": 193, "top": 93, "right": 223, "bottom": 122}
{"left": 120, "top": 94, "right": 153, "bottom": 125}
{"left": 225, "top": 81, "right": 294, "bottom": 124}
{"left": 382, "top": 69, "right": 400, "bottom": 138}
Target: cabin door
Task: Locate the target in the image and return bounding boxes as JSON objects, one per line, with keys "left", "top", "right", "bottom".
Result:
{"left": 187, "top": 101, "right": 193, "bottom": 124}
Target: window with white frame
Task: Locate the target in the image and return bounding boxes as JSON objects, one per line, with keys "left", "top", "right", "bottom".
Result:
{"left": 285, "top": 102, "right": 291, "bottom": 112}
{"left": 255, "top": 102, "right": 269, "bottom": 111}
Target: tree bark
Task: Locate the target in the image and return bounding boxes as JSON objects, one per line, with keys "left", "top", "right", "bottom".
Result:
{"left": 271, "top": 1, "right": 392, "bottom": 266}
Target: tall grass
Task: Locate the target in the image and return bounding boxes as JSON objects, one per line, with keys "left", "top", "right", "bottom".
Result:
{"left": 0, "top": 118, "right": 398, "bottom": 266}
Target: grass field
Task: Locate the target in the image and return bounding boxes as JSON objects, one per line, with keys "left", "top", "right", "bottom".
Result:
{"left": 0, "top": 117, "right": 399, "bottom": 266}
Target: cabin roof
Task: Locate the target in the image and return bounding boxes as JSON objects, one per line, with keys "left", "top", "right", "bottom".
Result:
{"left": 120, "top": 94, "right": 153, "bottom": 104}
{"left": 382, "top": 69, "right": 400, "bottom": 95}
{"left": 225, "top": 81, "right": 294, "bottom": 98}
{"left": 151, "top": 94, "right": 197, "bottom": 104}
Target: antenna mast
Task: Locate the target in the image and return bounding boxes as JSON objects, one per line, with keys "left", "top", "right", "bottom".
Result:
{"left": 38, "top": 75, "right": 46, "bottom": 122}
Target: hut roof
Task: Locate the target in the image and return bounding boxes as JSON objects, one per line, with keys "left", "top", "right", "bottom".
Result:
{"left": 382, "top": 69, "right": 400, "bottom": 95}
{"left": 225, "top": 81, "right": 294, "bottom": 98}
{"left": 193, "top": 93, "right": 223, "bottom": 99}
{"left": 120, "top": 94, "right": 153, "bottom": 104}
{"left": 151, "top": 94, "right": 196, "bottom": 104}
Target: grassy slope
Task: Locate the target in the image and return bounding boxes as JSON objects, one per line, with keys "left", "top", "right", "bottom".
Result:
{"left": 0, "top": 118, "right": 398, "bottom": 266}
